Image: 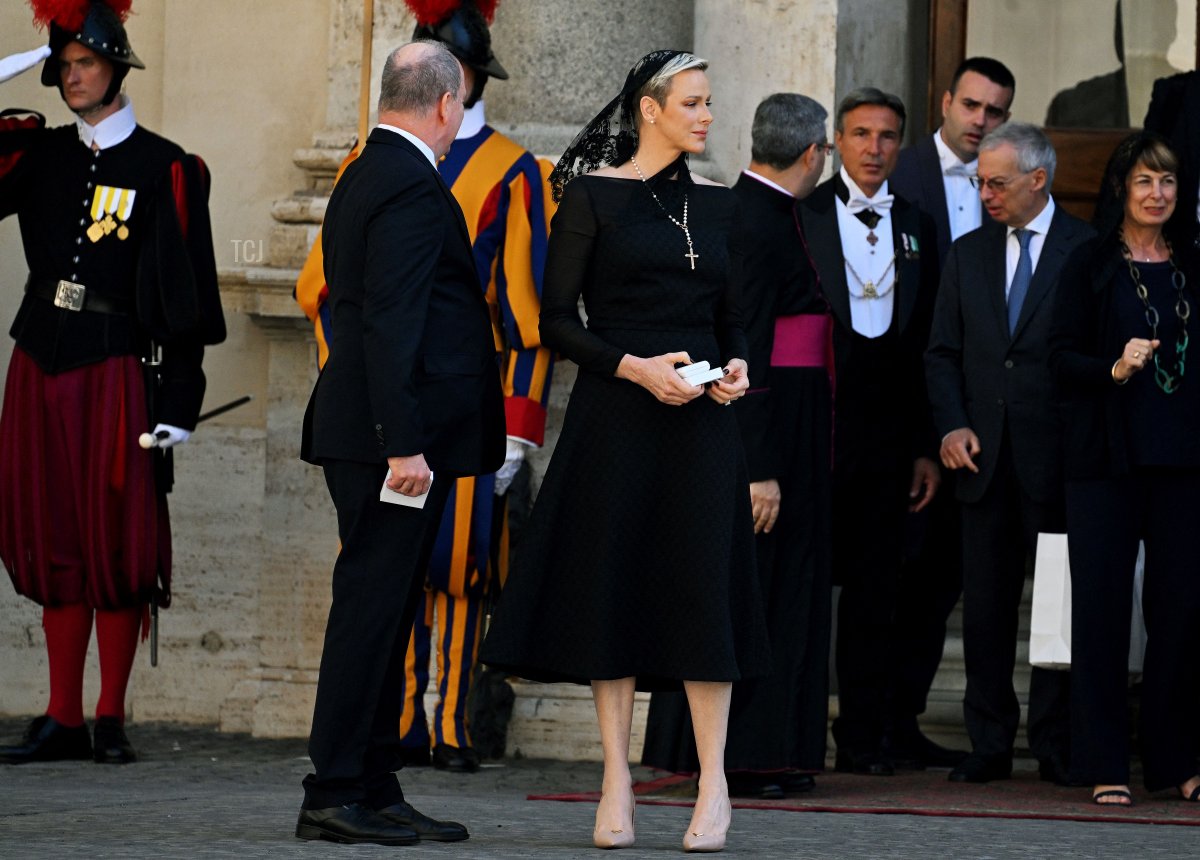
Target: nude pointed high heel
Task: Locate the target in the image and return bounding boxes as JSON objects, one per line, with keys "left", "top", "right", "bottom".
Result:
{"left": 682, "top": 793, "right": 729, "bottom": 853}
{"left": 593, "top": 790, "right": 636, "bottom": 849}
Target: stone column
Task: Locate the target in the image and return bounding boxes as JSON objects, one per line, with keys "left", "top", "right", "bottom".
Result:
{"left": 694, "top": 0, "right": 840, "bottom": 183}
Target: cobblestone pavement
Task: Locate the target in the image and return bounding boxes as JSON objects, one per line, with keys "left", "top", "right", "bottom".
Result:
{"left": 0, "top": 717, "right": 1194, "bottom": 859}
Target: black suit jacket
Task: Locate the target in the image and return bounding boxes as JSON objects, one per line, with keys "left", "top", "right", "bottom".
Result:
{"left": 1144, "top": 71, "right": 1200, "bottom": 247}
{"left": 799, "top": 178, "right": 939, "bottom": 475}
{"left": 890, "top": 133, "right": 987, "bottom": 267}
{"left": 301, "top": 128, "right": 505, "bottom": 475}
{"left": 925, "top": 205, "right": 1093, "bottom": 504}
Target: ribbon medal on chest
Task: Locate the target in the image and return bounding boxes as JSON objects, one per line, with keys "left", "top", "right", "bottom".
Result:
{"left": 87, "top": 185, "right": 136, "bottom": 243}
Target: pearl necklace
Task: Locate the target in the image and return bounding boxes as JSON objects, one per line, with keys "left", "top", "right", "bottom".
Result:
{"left": 630, "top": 155, "right": 699, "bottom": 271}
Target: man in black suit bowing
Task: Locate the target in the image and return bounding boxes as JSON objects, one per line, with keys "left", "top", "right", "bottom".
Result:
{"left": 799, "top": 88, "right": 941, "bottom": 776}
{"left": 926, "top": 122, "right": 1092, "bottom": 784}
{"left": 296, "top": 40, "right": 505, "bottom": 845}
{"left": 885, "top": 56, "right": 1014, "bottom": 770}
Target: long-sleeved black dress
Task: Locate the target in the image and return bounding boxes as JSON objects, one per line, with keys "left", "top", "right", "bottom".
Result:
{"left": 479, "top": 159, "right": 770, "bottom": 691}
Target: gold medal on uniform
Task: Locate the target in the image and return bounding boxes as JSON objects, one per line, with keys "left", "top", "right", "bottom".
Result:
{"left": 89, "top": 185, "right": 136, "bottom": 243}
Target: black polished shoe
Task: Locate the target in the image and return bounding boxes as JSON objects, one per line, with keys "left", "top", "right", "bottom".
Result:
{"left": 432, "top": 743, "right": 481, "bottom": 773}
{"left": 948, "top": 753, "right": 1012, "bottom": 783}
{"left": 0, "top": 715, "right": 92, "bottom": 764}
{"left": 397, "top": 744, "right": 432, "bottom": 767}
{"left": 834, "top": 748, "right": 895, "bottom": 776}
{"left": 727, "top": 772, "right": 784, "bottom": 799}
{"left": 93, "top": 716, "right": 137, "bottom": 764}
{"left": 296, "top": 803, "right": 419, "bottom": 845}
{"left": 1038, "top": 753, "right": 1086, "bottom": 787}
{"left": 889, "top": 727, "right": 969, "bottom": 770}
{"left": 782, "top": 772, "right": 816, "bottom": 794}
{"left": 376, "top": 800, "right": 469, "bottom": 842}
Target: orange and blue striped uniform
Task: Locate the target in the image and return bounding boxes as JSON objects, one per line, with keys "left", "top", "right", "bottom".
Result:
{"left": 295, "top": 125, "right": 554, "bottom": 753}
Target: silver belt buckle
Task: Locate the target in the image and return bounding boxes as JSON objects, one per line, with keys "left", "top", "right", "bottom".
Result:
{"left": 54, "top": 280, "right": 86, "bottom": 312}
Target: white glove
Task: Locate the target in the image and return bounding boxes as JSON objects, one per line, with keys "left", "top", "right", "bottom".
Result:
{"left": 0, "top": 46, "right": 50, "bottom": 85}
{"left": 493, "top": 438, "right": 528, "bottom": 495}
{"left": 152, "top": 423, "right": 191, "bottom": 449}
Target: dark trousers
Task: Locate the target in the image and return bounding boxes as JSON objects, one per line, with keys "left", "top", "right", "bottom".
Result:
{"left": 889, "top": 474, "right": 963, "bottom": 730}
{"left": 302, "top": 459, "right": 454, "bottom": 810}
{"left": 1066, "top": 469, "right": 1200, "bottom": 790}
{"left": 831, "top": 467, "right": 907, "bottom": 753}
{"left": 960, "top": 441, "right": 1070, "bottom": 763}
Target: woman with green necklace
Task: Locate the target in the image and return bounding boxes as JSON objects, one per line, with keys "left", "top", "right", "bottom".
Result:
{"left": 1050, "top": 131, "right": 1200, "bottom": 808}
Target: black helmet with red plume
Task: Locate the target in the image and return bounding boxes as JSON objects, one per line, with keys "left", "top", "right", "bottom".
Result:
{"left": 406, "top": 1, "right": 506, "bottom": 107}
{"left": 31, "top": 1, "right": 144, "bottom": 106}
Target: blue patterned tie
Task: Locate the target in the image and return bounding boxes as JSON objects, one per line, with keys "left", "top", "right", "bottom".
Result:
{"left": 1007, "top": 228, "right": 1034, "bottom": 334}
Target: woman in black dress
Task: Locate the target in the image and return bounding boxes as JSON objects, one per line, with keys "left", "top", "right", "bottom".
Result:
{"left": 1050, "top": 132, "right": 1200, "bottom": 807}
{"left": 480, "top": 50, "right": 769, "bottom": 852}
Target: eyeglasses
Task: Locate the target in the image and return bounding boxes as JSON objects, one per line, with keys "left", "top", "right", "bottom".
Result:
{"left": 970, "top": 170, "right": 1031, "bottom": 194}
{"left": 818, "top": 142, "right": 835, "bottom": 155}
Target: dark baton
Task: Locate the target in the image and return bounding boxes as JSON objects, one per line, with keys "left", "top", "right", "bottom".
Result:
{"left": 139, "top": 395, "right": 254, "bottom": 448}
{"left": 144, "top": 394, "right": 254, "bottom": 665}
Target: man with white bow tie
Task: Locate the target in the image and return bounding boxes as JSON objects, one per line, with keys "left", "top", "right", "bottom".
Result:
{"left": 884, "top": 57, "right": 1015, "bottom": 772}
{"left": 798, "top": 87, "right": 941, "bottom": 777}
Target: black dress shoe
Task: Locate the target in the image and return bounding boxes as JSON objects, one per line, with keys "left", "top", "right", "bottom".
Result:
{"left": 432, "top": 743, "right": 481, "bottom": 773}
{"left": 1038, "top": 754, "right": 1086, "bottom": 787}
{"left": 782, "top": 772, "right": 816, "bottom": 794}
{"left": 376, "top": 800, "right": 469, "bottom": 842}
{"left": 93, "top": 716, "right": 137, "bottom": 764}
{"left": 834, "top": 749, "right": 895, "bottom": 776}
{"left": 296, "top": 803, "right": 419, "bottom": 845}
{"left": 397, "top": 744, "right": 432, "bottom": 767}
{"left": 727, "top": 772, "right": 784, "bottom": 799}
{"left": 0, "top": 715, "right": 92, "bottom": 764}
{"left": 889, "top": 727, "right": 969, "bottom": 770}
{"left": 948, "top": 753, "right": 1012, "bottom": 783}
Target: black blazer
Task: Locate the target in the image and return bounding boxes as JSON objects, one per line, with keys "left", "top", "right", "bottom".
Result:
{"left": 301, "top": 128, "right": 505, "bottom": 475}
{"left": 926, "top": 205, "right": 1093, "bottom": 504}
{"left": 799, "top": 178, "right": 939, "bottom": 473}
{"left": 890, "top": 134, "right": 987, "bottom": 267}
{"left": 1144, "top": 71, "right": 1200, "bottom": 248}
{"left": 1049, "top": 233, "right": 1200, "bottom": 480}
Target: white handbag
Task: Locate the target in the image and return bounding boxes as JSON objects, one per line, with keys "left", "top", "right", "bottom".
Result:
{"left": 1028, "top": 534, "right": 1146, "bottom": 672}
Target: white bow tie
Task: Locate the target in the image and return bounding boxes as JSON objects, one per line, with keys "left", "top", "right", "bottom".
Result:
{"left": 944, "top": 163, "right": 976, "bottom": 179}
{"left": 846, "top": 194, "right": 894, "bottom": 215}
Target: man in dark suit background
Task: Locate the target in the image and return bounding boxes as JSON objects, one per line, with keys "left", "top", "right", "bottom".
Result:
{"left": 886, "top": 56, "right": 1014, "bottom": 769}
{"left": 926, "top": 122, "right": 1092, "bottom": 784}
{"left": 296, "top": 40, "right": 505, "bottom": 845}
{"left": 1144, "top": 70, "right": 1200, "bottom": 247}
{"left": 799, "top": 88, "right": 941, "bottom": 777}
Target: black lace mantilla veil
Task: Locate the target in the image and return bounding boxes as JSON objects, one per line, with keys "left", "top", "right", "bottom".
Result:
{"left": 549, "top": 48, "right": 692, "bottom": 202}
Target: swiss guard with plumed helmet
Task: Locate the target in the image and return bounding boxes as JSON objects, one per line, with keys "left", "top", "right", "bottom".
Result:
{"left": 0, "top": 0, "right": 225, "bottom": 766}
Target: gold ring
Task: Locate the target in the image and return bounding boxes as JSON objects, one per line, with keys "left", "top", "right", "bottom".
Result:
{"left": 1133, "top": 351, "right": 1141, "bottom": 359}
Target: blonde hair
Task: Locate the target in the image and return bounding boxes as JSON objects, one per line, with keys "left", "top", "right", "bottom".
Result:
{"left": 637, "top": 53, "right": 708, "bottom": 109}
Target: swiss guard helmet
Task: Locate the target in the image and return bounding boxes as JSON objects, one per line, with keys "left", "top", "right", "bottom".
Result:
{"left": 407, "top": 0, "right": 507, "bottom": 108}
{"left": 31, "top": 0, "right": 145, "bottom": 107}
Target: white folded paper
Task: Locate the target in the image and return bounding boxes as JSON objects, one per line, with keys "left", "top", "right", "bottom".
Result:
{"left": 676, "top": 360, "right": 726, "bottom": 386}
{"left": 380, "top": 470, "right": 432, "bottom": 509}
